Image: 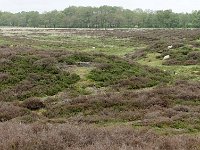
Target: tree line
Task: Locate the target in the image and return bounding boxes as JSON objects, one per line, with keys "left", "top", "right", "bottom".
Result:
{"left": 0, "top": 6, "right": 200, "bottom": 28}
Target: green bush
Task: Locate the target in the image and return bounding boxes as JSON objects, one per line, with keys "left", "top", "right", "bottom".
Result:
{"left": 88, "top": 59, "right": 170, "bottom": 88}
{"left": 0, "top": 53, "right": 80, "bottom": 101}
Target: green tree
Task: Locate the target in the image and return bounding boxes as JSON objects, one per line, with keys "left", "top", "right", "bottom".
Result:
{"left": 27, "top": 11, "right": 40, "bottom": 27}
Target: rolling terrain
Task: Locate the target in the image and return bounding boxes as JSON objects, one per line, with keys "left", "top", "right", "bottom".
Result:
{"left": 0, "top": 28, "right": 200, "bottom": 150}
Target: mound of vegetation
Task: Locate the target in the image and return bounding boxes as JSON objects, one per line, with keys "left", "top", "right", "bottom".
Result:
{"left": 22, "top": 97, "right": 45, "bottom": 110}
{"left": 0, "top": 49, "right": 80, "bottom": 101}
{"left": 88, "top": 56, "right": 170, "bottom": 88}
{"left": 0, "top": 46, "right": 171, "bottom": 101}
{"left": 0, "top": 102, "right": 30, "bottom": 122}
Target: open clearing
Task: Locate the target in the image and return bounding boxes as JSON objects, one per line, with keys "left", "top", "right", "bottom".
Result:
{"left": 0, "top": 28, "right": 200, "bottom": 150}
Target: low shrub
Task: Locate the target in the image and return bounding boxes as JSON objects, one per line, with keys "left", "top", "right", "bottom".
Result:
{"left": 0, "top": 51, "right": 80, "bottom": 101}
{"left": 0, "top": 122, "right": 199, "bottom": 150}
{"left": 0, "top": 102, "right": 29, "bottom": 122}
{"left": 162, "top": 49, "right": 200, "bottom": 66}
{"left": 22, "top": 98, "right": 45, "bottom": 110}
{"left": 89, "top": 58, "right": 170, "bottom": 87}
{"left": 44, "top": 81, "right": 200, "bottom": 125}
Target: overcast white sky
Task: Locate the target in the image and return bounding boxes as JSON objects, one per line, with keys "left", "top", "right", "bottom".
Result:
{"left": 0, "top": 0, "right": 199, "bottom": 13}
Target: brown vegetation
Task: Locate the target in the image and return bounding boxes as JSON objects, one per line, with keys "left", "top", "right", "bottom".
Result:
{"left": 0, "top": 102, "right": 29, "bottom": 122}
{"left": 0, "top": 122, "right": 199, "bottom": 150}
{"left": 22, "top": 97, "right": 45, "bottom": 110}
{"left": 44, "top": 81, "right": 200, "bottom": 130}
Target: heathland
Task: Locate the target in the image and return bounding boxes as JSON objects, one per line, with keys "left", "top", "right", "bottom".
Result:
{"left": 0, "top": 28, "right": 200, "bottom": 150}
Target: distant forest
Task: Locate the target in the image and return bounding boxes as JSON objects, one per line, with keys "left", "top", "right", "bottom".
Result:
{"left": 0, "top": 6, "right": 200, "bottom": 28}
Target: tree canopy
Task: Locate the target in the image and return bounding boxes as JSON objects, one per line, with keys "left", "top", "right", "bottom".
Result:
{"left": 0, "top": 6, "right": 199, "bottom": 28}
